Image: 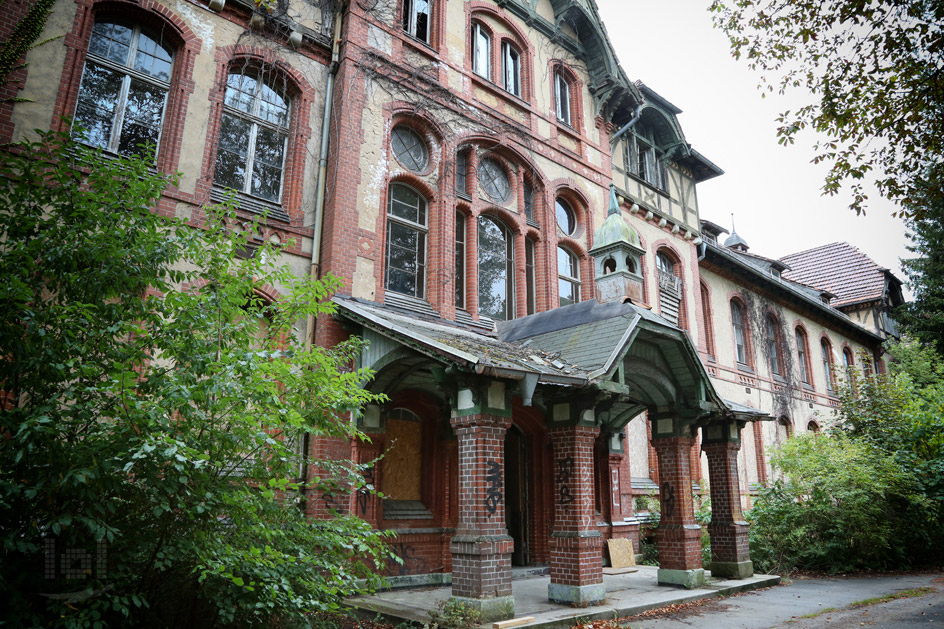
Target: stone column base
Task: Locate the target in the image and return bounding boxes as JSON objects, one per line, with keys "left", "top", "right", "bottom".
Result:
{"left": 709, "top": 560, "right": 754, "bottom": 579}
{"left": 449, "top": 595, "right": 515, "bottom": 623}
{"left": 657, "top": 568, "right": 706, "bottom": 589}
{"left": 548, "top": 582, "right": 606, "bottom": 606}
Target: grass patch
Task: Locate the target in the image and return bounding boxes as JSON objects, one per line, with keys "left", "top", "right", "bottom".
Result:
{"left": 849, "top": 587, "right": 934, "bottom": 608}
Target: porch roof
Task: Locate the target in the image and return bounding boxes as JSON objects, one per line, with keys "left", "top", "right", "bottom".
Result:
{"left": 333, "top": 295, "right": 769, "bottom": 423}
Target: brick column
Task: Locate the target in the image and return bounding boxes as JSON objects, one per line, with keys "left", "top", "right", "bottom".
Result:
{"left": 548, "top": 424, "right": 605, "bottom": 605}
{"left": 651, "top": 416, "right": 705, "bottom": 589}
{"left": 448, "top": 381, "right": 514, "bottom": 621}
{"left": 702, "top": 421, "right": 754, "bottom": 579}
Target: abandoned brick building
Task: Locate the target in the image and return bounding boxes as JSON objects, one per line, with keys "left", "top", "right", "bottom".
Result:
{"left": 2, "top": 0, "right": 903, "bottom": 619}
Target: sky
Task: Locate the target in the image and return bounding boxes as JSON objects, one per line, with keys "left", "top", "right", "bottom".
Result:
{"left": 594, "top": 0, "right": 913, "bottom": 286}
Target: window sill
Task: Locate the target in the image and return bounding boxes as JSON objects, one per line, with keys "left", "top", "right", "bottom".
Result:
{"left": 470, "top": 74, "right": 532, "bottom": 113}
{"left": 736, "top": 363, "right": 754, "bottom": 374}
{"left": 399, "top": 32, "right": 439, "bottom": 61}
{"left": 210, "top": 185, "right": 290, "bottom": 222}
{"left": 382, "top": 500, "right": 433, "bottom": 520}
{"left": 626, "top": 171, "right": 670, "bottom": 198}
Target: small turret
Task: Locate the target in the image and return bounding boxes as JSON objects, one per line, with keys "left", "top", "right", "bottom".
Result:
{"left": 589, "top": 185, "right": 647, "bottom": 305}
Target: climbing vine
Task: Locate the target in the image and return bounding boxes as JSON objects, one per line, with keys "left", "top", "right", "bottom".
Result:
{"left": 0, "top": 0, "right": 60, "bottom": 101}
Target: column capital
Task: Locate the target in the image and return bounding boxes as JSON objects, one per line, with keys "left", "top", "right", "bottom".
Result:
{"left": 447, "top": 378, "right": 513, "bottom": 419}
{"left": 701, "top": 418, "right": 745, "bottom": 446}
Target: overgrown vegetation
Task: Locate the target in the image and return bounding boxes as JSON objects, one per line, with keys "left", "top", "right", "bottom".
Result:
{"left": 0, "top": 130, "right": 394, "bottom": 627}
{"left": 747, "top": 340, "right": 944, "bottom": 574}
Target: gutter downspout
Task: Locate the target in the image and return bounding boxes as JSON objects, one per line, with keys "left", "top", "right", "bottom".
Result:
{"left": 307, "top": 3, "right": 344, "bottom": 347}
{"left": 300, "top": 4, "right": 344, "bottom": 514}
{"left": 609, "top": 101, "right": 644, "bottom": 147}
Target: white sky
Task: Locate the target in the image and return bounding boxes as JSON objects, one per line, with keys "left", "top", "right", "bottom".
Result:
{"left": 595, "top": 0, "right": 912, "bottom": 286}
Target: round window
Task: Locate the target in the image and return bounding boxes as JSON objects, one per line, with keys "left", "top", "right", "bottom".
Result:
{"left": 478, "top": 158, "right": 510, "bottom": 203}
{"left": 391, "top": 126, "right": 428, "bottom": 172}
{"left": 555, "top": 198, "right": 576, "bottom": 235}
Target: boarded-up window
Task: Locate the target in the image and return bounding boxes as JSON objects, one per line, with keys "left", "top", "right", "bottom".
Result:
{"left": 381, "top": 409, "right": 422, "bottom": 501}
{"left": 657, "top": 253, "right": 681, "bottom": 326}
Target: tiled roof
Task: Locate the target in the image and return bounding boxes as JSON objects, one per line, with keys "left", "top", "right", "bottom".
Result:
{"left": 780, "top": 242, "right": 888, "bottom": 308}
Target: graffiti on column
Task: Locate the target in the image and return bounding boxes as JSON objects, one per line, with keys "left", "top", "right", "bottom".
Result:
{"left": 386, "top": 542, "right": 428, "bottom": 576}
{"left": 356, "top": 466, "right": 375, "bottom": 516}
{"left": 557, "top": 456, "right": 575, "bottom": 505}
{"left": 484, "top": 460, "right": 502, "bottom": 516}
{"left": 322, "top": 490, "right": 343, "bottom": 513}
{"left": 661, "top": 481, "right": 676, "bottom": 518}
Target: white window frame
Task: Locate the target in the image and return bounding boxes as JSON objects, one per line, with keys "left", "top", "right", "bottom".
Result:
{"left": 501, "top": 41, "right": 521, "bottom": 97}
{"left": 74, "top": 21, "right": 173, "bottom": 157}
{"left": 385, "top": 183, "right": 429, "bottom": 299}
{"left": 558, "top": 246, "right": 580, "bottom": 307}
{"left": 403, "top": 0, "right": 432, "bottom": 43}
{"left": 472, "top": 22, "right": 491, "bottom": 80}
{"left": 554, "top": 69, "right": 571, "bottom": 125}
{"left": 215, "top": 72, "right": 291, "bottom": 203}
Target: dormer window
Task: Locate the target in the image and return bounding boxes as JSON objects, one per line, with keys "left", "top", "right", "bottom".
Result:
{"left": 770, "top": 268, "right": 781, "bottom": 280}
{"left": 626, "top": 121, "right": 667, "bottom": 192}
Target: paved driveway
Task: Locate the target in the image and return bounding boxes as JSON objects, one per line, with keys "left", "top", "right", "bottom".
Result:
{"left": 624, "top": 572, "right": 944, "bottom": 628}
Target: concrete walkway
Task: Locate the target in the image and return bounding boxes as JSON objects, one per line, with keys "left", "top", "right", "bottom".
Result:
{"left": 346, "top": 566, "right": 780, "bottom": 629}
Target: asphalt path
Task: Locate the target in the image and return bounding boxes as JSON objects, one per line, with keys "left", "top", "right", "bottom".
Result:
{"left": 621, "top": 572, "right": 944, "bottom": 628}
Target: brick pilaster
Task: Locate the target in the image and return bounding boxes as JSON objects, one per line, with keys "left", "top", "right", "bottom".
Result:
{"left": 548, "top": 425, "right": 604, "bottom": 603}
{"left": 702, "top": 425, "right": 753, "bottom": 578}
{"left": 652, "top": 435, "right": 703, "bottom": 575}
{"left": 448, "top": 412, "right": 514, "bottom": 605}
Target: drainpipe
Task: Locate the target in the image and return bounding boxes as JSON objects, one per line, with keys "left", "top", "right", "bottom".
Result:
{"left": 306, "top": 2, "right": 345, "bottom": 347}
{"left": 300, "top": 3, "right": 344, "bottom": 514}
{"left": 609, "top": 101, "right": 644, "bottom": 147}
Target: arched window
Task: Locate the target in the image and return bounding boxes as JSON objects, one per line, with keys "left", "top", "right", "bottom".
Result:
{"left": 821, "top": 338, "right": 835, "bottom": 393}
{"left": 215, "top": 70, "right": 290, "bottom": 202}
{"left": 385, "top": 183, "right": 428, "bottom": 299}
{"left": 731, "top": 299, "right": 750, "bottom": 367}
{"left": 795, "top": 327, "right": 812, "bottom": 385}
{"left": 74, "top": 20, "right": 174, "bottom": 157}
{"left": 558, "top": 246, "right": 580, "bottom": 307}
{"left": 700, "top": 283, "right": 715, "bottom": 359}
{"left": 766, "top": 315, "right": 784, "bottom": 377}
{"left": 478, "top": 216, "right": 514, "bottom": 320}
{"left": 807, "top": 420, "right": 820, "bottom": 434}
{"left": 843, "top": 347, "right": 855, "bottom": 385}
{"left": 777, "top": 416, "right": 793, "bottom": 442}
{"left": 403, "top": 0, "right": 432, "bottom": 43}
{"left": 555, "top": 197, "right": 576, "bottom": 235}
{"left": 501, "top": 41, "right": 521, "bottom": 97}
{"left": 472, "top": 22, "right": 491, "bottom": 79}
{"left": 657, "top": 252, "right": 682, "bottom": 326}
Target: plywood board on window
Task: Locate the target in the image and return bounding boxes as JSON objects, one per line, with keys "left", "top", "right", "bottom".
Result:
{"left": 380, "top": 418, "right": 422, "bottom": 501}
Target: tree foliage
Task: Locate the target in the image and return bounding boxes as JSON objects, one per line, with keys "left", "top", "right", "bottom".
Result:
{"left": 710, "top": 0, "right": 944, "bottom": 217}
{"left": 897, "top": 177, "right": 944, "bottom": 351}
{"left": 0, "top": 130, "right": 393, "bottom": 628}
{"left": 748, "top": 341, "right": 944, "bottom": 574}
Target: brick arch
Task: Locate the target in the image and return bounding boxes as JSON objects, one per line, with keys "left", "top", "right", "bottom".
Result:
{"left": 388, "top": 171, "right": 439, "bottom": 205}
{"left": 51, "top": 0, "right": 202, "bottom": 173}
{"left": 728, "top": 293, "right": 755, "bottom": 368}
{"left": 389, "top": 105, "right": 448, "bottom": 146}
{"left": 468, "top": 2, "right": 535, "bottom": 101}
{"left": 199, "top": 45, "right": 316, "bottom": 224}
{"left": 651, "top": 241, "right": 688, "bottom": 330}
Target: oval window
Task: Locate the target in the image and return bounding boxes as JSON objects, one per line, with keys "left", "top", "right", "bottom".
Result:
{"left": 479, "top": 157, "right": 510, "bottom": 203}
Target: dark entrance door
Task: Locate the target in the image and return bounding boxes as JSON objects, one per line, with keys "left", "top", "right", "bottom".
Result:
{"left": 504, "top": 425, "right": 530, "bottom": 565}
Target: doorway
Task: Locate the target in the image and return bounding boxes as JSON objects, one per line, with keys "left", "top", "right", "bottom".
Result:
{"left": 504, "top": 425, "right": 531, "bottom": 565}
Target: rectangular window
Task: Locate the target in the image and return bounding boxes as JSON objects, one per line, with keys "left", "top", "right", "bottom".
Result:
{"left": 796, "top": 330, "right": 810, "bottom": 384}
{"left": 455, "top": 213, "right": 466, "bottom": 309}
{"left": 523, "top": 180, "right": 534, "bottom": 223}
{"left": 732, "top": 302, "right": 747, "bottom": 365}
{"left": 456, "top": 149, "right": 468, "bottom": 196}
{"left": 403, "top": 0, "right": 431, "bottom": 43}
{"left": 472, "top": 23, "right": 490, "bottom": 80}
{"left": 501, "top": 41, "right": 520, "bottom": 97}
{"left": 767, "top": 319, "right": 782, "bottom": 376}
{"left": 526, "top": 238, "right": 536, "bottom": 315}
{"left": 554, "top": 70, "right": 570, "bottom": 125}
